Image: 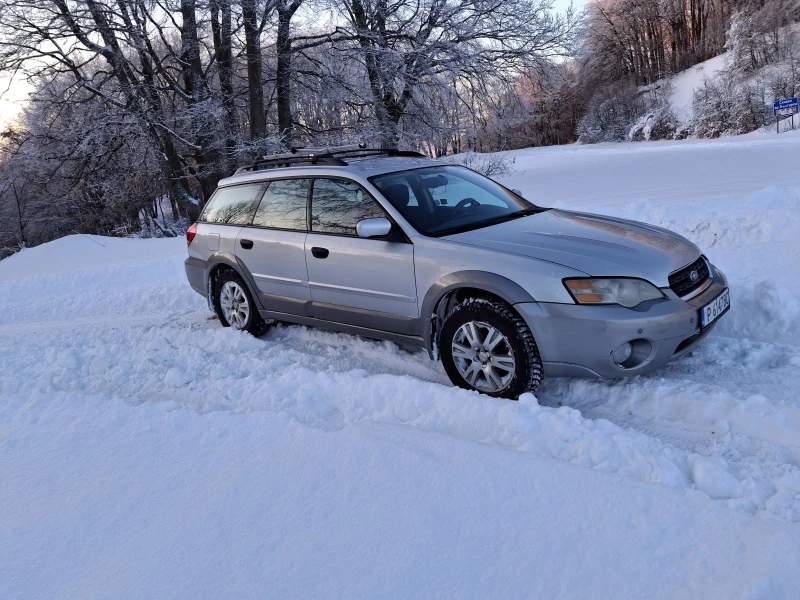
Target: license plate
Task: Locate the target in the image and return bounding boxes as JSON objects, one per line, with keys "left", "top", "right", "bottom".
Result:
{"left": 700, "top": 288, "right": 730, "bottom": 328}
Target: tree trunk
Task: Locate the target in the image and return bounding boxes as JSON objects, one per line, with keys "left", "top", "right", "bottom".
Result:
{"left": 211, "top": 0, "right": 237, "bottom": 170}
{"left": 180, "top": 0, "right": 203, "bottom": 100}
{"left": 276, "top": 3, "right": 298, "bottom": 146}
{"left": 12, "top": 185, "right": 26, "bottom": 246}
{"left": 242, "top": 0, "right": 266, "bottom": 140}
{"left": 348, "top": 0, "right": 398, "bottom": 148}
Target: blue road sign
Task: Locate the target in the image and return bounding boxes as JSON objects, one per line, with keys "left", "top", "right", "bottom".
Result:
{"left": 774, "top": 97, "right": 799, "bottom": 117}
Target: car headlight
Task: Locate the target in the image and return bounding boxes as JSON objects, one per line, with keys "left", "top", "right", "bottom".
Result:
{"left": 564, "top": 278, "right": 665, "bottom": 308}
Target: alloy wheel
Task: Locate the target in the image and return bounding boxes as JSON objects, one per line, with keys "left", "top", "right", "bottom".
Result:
{"left": 219, "top": 281, "right": 250, "bottom": 329}
{"left": 451, "top": 320, "right": 516, "bottom": 393}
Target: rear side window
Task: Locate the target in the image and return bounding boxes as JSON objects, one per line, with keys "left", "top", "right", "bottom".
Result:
{"left": 201, "top": 183, "right": 264, "bottom": 224}
{"left": 310, "top": 178, "right": 386, "bottom": 236}
{"left": 252, "top": 179, "right": 310, "bottom": 230}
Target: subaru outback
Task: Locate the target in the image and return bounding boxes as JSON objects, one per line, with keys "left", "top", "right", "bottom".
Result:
{"left": 185, "top": 145, "right": 730, "bottom": 398}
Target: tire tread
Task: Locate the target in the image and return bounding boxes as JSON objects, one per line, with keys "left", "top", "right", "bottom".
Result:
{"left": 441, "top": 297, "right": 543, "bottom": 398}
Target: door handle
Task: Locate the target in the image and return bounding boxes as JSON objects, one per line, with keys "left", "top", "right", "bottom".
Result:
{"left": 311, "top": 247, "right": 329, "bottom": 259}
{"left": 240, "top": 239, "right": 254, "bottom": 250}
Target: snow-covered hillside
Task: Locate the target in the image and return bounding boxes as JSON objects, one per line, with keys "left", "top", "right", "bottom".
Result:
{"left": 653, "top": 39, "right": 798, "bottom": 130}
{"left": 3, "top": 134, "right": 800, "bottom": 598}
{"left": 665, "top": 53, "right": 729, "bottom": 123}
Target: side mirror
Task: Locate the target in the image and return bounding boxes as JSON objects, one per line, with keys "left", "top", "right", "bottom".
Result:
{"left": 356, "top": 217, "right": 392, "bottom": 239}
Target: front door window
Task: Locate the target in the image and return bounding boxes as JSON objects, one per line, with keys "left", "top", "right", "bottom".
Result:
{"left": 310, "top": 178, "right": 386, "bottom": 235}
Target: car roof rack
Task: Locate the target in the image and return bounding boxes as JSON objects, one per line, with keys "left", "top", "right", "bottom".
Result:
{"left": 234, "top": 144, "right": 428, "bottom": 174}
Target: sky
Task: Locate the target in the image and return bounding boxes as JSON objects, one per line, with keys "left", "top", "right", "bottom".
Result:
{"left": 0, "top": 75, "right": 27, "bottom": 128}
{"left": 555, "top": 0, "right": 588, "bottom": 13}
{"left": 0, "top": 73, "right": 33, "bottom": 129}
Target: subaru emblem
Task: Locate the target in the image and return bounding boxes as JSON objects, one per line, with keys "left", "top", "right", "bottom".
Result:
{"left": 689, "top": 270, "right": 699, "bottom": 282}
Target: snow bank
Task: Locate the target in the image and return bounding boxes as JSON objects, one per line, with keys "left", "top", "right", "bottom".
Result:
{"left": 0, "top": 297, "right": 691, "bottom": 489}
{"left": 0, "top": 234, "right": 182, "bottom": 282}
{"left": 0, "top": 237, "right": 198, "bottom": 328}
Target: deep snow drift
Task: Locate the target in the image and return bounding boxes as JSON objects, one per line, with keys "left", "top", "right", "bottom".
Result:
{"left": 2, "top": 133, "right": 800, "bottom": 598}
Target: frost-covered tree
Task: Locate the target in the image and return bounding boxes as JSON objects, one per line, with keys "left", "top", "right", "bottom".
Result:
{"left": 334, "top": 0, "right": 578, "bottom": 148}
{"left": 577, "top": 81, "right": 644, "bottom": 142}
{"left": 691, "top": 70, "right": 771, "bottom": 137}
{"left": 0, "top": 0, "right": 581, "bottom": 249}
{"left": 726, "top": 9, "right": 758, "bottom": 74}
{"left": 0, "top": 76, "right": 173, "bottom": 245}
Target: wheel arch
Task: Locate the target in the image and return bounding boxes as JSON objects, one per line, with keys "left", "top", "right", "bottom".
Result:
{"left": 205, "top": 253, "right": 265, "bottom": 311}
{"left": 421, "top": 271, "right": 536, "bottom": 359}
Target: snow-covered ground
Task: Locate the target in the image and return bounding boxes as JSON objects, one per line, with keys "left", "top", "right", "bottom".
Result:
{"left": 2, "top": 133, "right": 800, "bottom": 598}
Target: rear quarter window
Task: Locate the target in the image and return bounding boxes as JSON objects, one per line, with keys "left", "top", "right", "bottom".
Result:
{"left": 200, "top": 183, "right": 265, "bottom": 225}
{"left": 252, "top": 178, "right": 310, "bottom": 230}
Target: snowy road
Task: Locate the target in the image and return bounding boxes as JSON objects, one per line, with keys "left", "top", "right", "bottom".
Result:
{"left": 2, "top": 133, "right": 800, "bottom": 598}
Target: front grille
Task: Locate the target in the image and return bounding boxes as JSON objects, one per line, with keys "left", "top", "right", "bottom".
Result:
{"left": 669, "top": 256, "right": 710, "bottom": 297}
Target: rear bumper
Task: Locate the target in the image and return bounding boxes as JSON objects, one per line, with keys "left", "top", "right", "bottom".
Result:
{"left": 516, "top": 265, "right": 728, "bottom": 379}
{"left": 185, "top": 257, "right": 207, "bottom": 296}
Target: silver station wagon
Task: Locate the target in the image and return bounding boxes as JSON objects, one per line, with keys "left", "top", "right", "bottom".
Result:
{"left": 185, "top": 145, "right": 730, "bottom": 398}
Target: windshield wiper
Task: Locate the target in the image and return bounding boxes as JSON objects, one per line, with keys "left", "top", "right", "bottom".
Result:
{"left": 492, "top": 207, "right": 541, "bottom": 223}
{"left": 430, "top": 208, "right": 544, "bottom": 237}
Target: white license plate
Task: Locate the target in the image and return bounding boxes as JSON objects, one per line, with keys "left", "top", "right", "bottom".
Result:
{"left": 700, "top": 288, "right": 730, "bottom": 328}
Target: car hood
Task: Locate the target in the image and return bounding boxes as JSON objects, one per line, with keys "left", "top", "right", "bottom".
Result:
{"left": 444, "top": 209, "right": 701, "bottom": 287}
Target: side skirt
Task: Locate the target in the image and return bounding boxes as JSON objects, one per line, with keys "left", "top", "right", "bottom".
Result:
{"left": 258, "top": 310, "right": 428, "bottom": 352}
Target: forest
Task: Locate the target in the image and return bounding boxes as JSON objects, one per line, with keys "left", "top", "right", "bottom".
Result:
{"left": 0, "top": 0, "right": 798, "bottom": 252}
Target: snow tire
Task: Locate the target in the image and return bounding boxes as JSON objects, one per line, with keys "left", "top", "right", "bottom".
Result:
{"left": 440, "top": 298, "right": 543, "bottom": 399}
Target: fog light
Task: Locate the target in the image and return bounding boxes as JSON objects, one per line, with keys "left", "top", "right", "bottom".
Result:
{"left": 612, "top": 342, "right": 633, "bottom": 365}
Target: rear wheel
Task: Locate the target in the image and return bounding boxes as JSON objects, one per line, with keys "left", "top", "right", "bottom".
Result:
{"left": 440, "top": 298, "right": 543, "bottom": 399}
{"left": 213, "top": 270, "right": 269, "bottom": 336}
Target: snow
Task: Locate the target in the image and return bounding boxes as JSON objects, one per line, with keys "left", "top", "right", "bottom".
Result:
{"left": 639, "top": 51, "right": 729, "bottom": 125}
{"left": 664, "top": 53, "right": 729, "bottom": 122}
{"left": 3, "top": 133, "right": 800, "bottom": 597}
{"left": 691, "top": 455, "right": 745, "bottom": 500}
{"left": 0, "top": 234, "right": 181, "bottom": 282}
{"left": 4, "top": 395, "right": 799, "bottom": 599}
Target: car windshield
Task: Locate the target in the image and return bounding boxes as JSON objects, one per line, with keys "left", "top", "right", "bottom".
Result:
{"left": 370, "top": 165, "right": 545, "bottom": 236}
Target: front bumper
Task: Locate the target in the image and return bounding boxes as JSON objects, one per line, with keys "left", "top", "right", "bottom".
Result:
{"left": 516, "top": 265, "right": 729, "bottom": 379}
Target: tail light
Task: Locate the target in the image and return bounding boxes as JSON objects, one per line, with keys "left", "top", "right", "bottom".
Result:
{"left": 186, "top": 222, "right": 198, "bottom": 246}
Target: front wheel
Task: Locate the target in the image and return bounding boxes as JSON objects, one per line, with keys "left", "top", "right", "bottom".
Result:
{"left": 213, "top": 271, "right": 269, "bottom": 336}
{"left": 440, "top": 298, "right": 543, "bottom": 399}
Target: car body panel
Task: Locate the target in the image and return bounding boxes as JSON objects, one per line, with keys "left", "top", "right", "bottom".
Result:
{"left": 517, "top": 264, "right": 728, "bottom": 378}
{"left": 234, "top": 227, "right": 311, "bottom": 314}
{"left": 411, "top": 234, "right": 586, "bottom": 307}
{"left": 305, "top": 233, "right": 418, "bottom": 326}
{"left": 187, "top": 223, "right": 243, "bottom": 263}
{"left": 444, "top": 209, "right": 701, "bottom": 287}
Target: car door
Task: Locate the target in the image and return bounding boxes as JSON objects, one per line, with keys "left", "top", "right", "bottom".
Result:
{"left": 305, "top": 177, "right": 418, "bottom": 335}
{"left": 235, "top": 178, "right": 312, "bottom": 316}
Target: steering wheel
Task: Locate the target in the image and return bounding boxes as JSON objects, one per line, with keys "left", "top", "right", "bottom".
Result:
{"left": 452, "top": 197, "right": 481, "bottom": 219}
